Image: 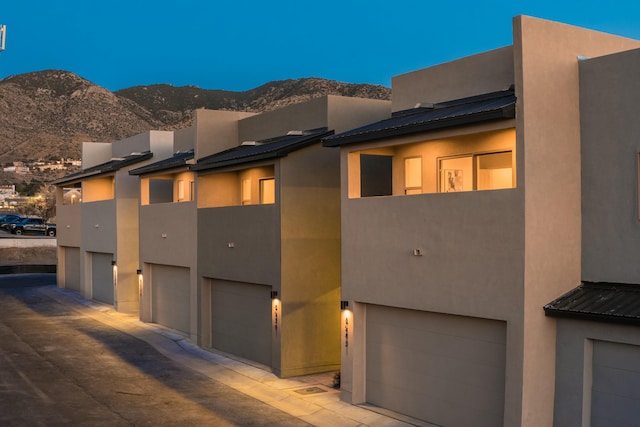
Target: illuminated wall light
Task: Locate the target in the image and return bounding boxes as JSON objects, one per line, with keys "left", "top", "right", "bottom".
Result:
{"left": 271, "top": 291, "right": 280, "bottom": 334}
{"left": 341, "top": 300, "right": 350, "bottom": 352}
{"left": 137, "top": 269, "right": 143, "bottom": 296}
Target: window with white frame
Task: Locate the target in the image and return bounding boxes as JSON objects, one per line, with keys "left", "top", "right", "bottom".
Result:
{"left": 241, "top": 179, "right": 251, "bottom": 205}
{"left": 260, "top": 178, "right": 275, "bottom": 204}
{"left": 404, "top": 157, "right": 422, "bottom": 195}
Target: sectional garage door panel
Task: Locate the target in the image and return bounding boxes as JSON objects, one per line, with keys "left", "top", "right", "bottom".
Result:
{"left": 151, "top": 265, "right": 190, "bottom": 335}
{"left": 366, "top": 305, "right": 506, "bottom": 427}
{"left": 63, "top": 247, "right": 81, "bottom": 292}
{"left": 592, "top": 341, "right": 640, "bottom": 427}
{"left": 211, "top": 280, "right": 271, "bottom": 367}
{"left": 91, "top": 252, "right": 113, "bottom": 305}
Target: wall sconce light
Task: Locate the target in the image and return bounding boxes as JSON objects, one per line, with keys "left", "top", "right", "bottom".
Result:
{"left": 413, "top": 249, "right": 423, "bottom": 256}
{"left": 95, "top": 224, "right": 100, "bottom": 228}
{"left": 161, "top": 233, "right": 167, "bottom": 238}
{"left": 228, "top": 242, "right": 235, "bottom": 248}
{"left": 270, "top": 291, "right": 278, "bottom": 299}
{"left": 340, "top": 300, "right": 349, "bottom": 310}
{"left": 136, "top": 269, "right": 142, "bottom": 275}
{"left": 111, "top": 260, "right": 117, "bottom": 266}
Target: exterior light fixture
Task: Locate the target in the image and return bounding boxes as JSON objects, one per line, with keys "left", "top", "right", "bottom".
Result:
{"left": 136, "top": 269, "right": 142, "bottom": 275}
{"left": 340, "top": 300, "right": 349, "bottom": 310}
{"left": 111, "top": 260, "right": 117, "bottom": 266}
{"left": 271, "top": 291, "right": 278, "bottom": 299}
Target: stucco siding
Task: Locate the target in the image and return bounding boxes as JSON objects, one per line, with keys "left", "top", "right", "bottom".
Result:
{"left": 341, "top": 189, "right": 524, "bottom": 319}
{"left": 198, "top": 205, "right": 279, "bottom": 285}
{"left": 579, "top": 48, "right": 640, "bottom": 284}
{"left": 139, "top": 202, "right": 196, "bottom": 267}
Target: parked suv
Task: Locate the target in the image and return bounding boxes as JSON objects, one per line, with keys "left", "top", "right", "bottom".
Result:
{"left": 0, "top": 214, "right": 22, "bottom": 231}
{"left": 10, "top": 217, "right": 57, "bottom": 236}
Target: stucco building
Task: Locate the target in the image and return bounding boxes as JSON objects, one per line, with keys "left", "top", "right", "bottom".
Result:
{"left": 544, "top": 46, "right": 640, "bottom": 427}
{"left": 128, "top": 110, "right": 255, "bottom": 340}
{"left": 323, "top": 16, "right": 640, "bottom": 427}
{"left": 193, "top": 96, "right": 390, "bottom": 377}
{"left": 54, "top": 131, "right": 174, "bottom": 312}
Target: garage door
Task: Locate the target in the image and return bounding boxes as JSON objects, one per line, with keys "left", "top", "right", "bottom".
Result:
{"left": 91, "top": 252, "right": 114, "bottom": 305}
{"left": 211, "top": 280, "right": 271, "bottom": 367}
{"left": 151, "top": 265, "right": 190, "bottom": 335}
{"left": 592, "top": 340, "right": 640, "bottom": 426}
{"left": 63, "top": 247, "right": 81, "bottom": 292}
{"left": 366, "top": 305, "right": 506, "bottom": 427}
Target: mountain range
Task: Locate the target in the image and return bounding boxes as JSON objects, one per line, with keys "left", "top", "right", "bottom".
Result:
{"left": 0, "top": 70, "right": 391, "bottom": 175}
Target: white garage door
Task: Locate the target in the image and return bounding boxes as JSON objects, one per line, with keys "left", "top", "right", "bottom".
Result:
{"left": 592, "top": 340, "right": 640, "bottom": 426}
{"left": 211, "top": 280, "right": 271, "bottom": 367}
{"left": 91, "top": 252, "right": 114, "bottom": 305}
{"left": 151, "top": 265, "right": 190, "bottom": 335}
{"left": 63, "top": 247, "right": 81, "bottom": 292}
{"left": 366, "top": 305, "right": 506, "bottom": 427}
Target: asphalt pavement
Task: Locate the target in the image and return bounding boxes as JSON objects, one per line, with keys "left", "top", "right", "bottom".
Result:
{"left": 0, "top": 274, "right": 421, "bottom": 427}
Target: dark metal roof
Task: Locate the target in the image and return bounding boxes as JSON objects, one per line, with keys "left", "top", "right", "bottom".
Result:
{"left": 191, "top": 127, "right": 333, "bottom": 172}
{"left": 51, "top": 151, "right": 153, "bottom": 185}
{"left": 544, "top": 282, "right": 640, "bottom": 326}
{"left": 129, "top": 150, "right": 194, "bottom": 176}
{"left": 322, "top": 89, "right": 516, "bottom": 147}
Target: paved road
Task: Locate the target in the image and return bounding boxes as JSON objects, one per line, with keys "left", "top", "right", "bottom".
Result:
{"left": 0, "top": 275, "right": 308, "bottom": 426}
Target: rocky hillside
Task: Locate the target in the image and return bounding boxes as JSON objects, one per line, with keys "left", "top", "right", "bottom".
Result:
{"left": 0, "top": 70, "right": 391, "bottom": 168}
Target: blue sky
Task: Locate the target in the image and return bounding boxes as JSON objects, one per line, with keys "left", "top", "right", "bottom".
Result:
{"left": 1, "top": 1, "right": 639, "bottom": 92}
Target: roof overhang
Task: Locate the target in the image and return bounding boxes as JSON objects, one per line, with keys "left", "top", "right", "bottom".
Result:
{"left": 51, "top": 151, "right": 153, "bottom": 186}
{"left": 191, "top": 128, "right": 333, "bottom": 172}
{"left": 322, "top": 89, "right": 516, "bottom": 147}
{"left": 544, "top": 282, "right": 640, "bottom": 326}
{"left": 129, "top": 150, "right": 195, "bottom": 176}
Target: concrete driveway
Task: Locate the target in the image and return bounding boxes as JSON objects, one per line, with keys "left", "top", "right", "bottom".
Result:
{"left": 0, "top": 274, "right": 308, "bottom": 426}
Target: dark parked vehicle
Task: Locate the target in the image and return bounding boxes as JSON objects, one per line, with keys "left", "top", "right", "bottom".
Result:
{"left": 10, "top": 217, "right": 56, "bottom": 237}
{"left": 0, "top": 214, "right": 23, "bottom": 231}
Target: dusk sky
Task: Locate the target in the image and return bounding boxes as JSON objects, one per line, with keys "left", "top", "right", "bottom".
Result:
{"left": 1, "top": 1, "right": 639, "bottom": 92}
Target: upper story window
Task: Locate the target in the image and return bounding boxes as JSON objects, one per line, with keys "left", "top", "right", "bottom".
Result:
{"left": 142, "top": 171, "right": 195, "bottom": 205}
{"left": 60, "top": 184, "right": 82, "bottom": 205}
{"left": 198, "top": 165, "right": 276, "bottom": 208}
{"left": 82, "top": 176, "right": 115, "bottom": 202}
{"left": 404, "top": 157, "right": 422, "bottom": 194}
{"left": 260, "top": 178, "right": 275, "bottom": 204}
{"left": 348, "top": 128, "right": 516, "bottom": 198}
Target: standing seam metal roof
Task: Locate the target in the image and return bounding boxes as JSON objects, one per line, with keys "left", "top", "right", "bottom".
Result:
{"left": 191, "top": 128, "right": 333, "bottom": 171}
{"left": 128, "top": 150, "right": 195, "bottom": 176}
{"left": 544, "top": 282, "right": 640, "bottom": 325}
{"left": 322, "top": 89, "right": 516, "bottom": 147}
{"left": 51, "top": 151, "right": 153, "bottom": 185}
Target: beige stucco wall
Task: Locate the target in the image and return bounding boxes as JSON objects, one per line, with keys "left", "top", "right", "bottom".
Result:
{"left": 198, "top": 202, "right": 280, "bottom": 286}
{"left": 579, "top": 48, "right": 640, "bottom": 284}
{"left": 81, "top": 142, "right": 111, "bottom": 169}
{"left": 391, "top": 46, "right": 515, "bottom": 112}
{"left": 514, "top": 15, "right": 640, "bottom": 426}
{"left": 238, "top": 96, "right": 391, "bottom": 143}
{"left": 279, "top": 144, "right": 342, "bottom": 377}
{"left": 194, "top": 109, "right": 256, "bottom": 160}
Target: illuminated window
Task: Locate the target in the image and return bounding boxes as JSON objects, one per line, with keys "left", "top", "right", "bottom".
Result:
{"left": 404, "top": 157, "right": 422, "bottom": 195}
{"left": 477, "top": 152, "right": 513, "bottom": 190}
{"left": 439, "top": 151, "right": 513, "bottom": 192}
{"left": 241, "top": 179, "right": 251, "bottom": 205}
{"left": 178, "top": 180, "right": 185, "bottom": 201}
{"left": 260, "top": 178, "right": 275, "bottom": 204}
